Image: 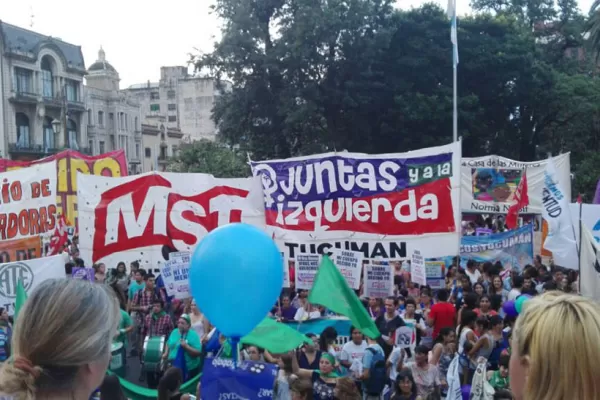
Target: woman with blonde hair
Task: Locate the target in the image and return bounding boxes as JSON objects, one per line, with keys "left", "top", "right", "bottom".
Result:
{"left": 510, "top": 291, "right": 600, "bottom": 400}
{"left": 0, "top": 279, "right": 120, "bottom": 400}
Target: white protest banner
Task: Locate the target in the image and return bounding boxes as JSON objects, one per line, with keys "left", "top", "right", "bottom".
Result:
{"left": 411, "top": 250, "right": 426, "bottom": 286}
{"left": 295, "top": 254, "right": 320, "bottom": 290}
{"left": 161, "top": 251, "right": 191, "bottom": 299}
{"left": 364, "top": 264, "right": 393, "bottom": 298}
{"left": 395, "top": 326, "right": 413, "bottom": 349}
{"left": 78, "top": 171, "right": 265, "bottom": 274}
{"left": 425, "top": 260, "right": 445, "bottom": 289}
{"left": 251, "top": 142, "right": 462, "bottom": 262}
{"left": 0, "top": 255, "right": 65, "bottom": 315}
{"left": 282, "top": 253, "right": 290, "bottom": 288}
{"left": 330, "top": 249, "right": 363, "bottom": 289}
{"left": 461, "top": 153, "right": 570, "bottom": 214}
{"left": 0, "top": 161, "right": 58, "bottom": 241}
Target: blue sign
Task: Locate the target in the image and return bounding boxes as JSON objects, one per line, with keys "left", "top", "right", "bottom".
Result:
{"left": 201, "top": 358, "right": 277, "bottom": 400}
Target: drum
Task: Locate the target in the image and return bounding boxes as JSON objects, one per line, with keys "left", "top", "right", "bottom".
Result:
{"left": 110, "top": 342, "right": 126, "bottom": 377}
{"left": 142, "top": 336, "right": 166, "bottom": 372}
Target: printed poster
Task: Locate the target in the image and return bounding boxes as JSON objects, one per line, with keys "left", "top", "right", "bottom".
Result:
{"left": 411, "top": 250, "right": 426, "bottom": 286}
{"left": 461, "top": 153, "right": 571, "bottom": 214}
{"left": 295, "top": 254, "right": 320, "bottom": 290}
{"left": 330, "top": 249, "right": 362, "bottom": 289}
{"left": 161, "top": 251, "right": 191, "bottom": 299}
{"left": 460, "top": 224, "right": 534, "bottom": 271}
{"left": 364, "top": 264, "right": 393, "bottom": 298}
{"left": 250, "top": 142, "right": 462, "bottom": 263}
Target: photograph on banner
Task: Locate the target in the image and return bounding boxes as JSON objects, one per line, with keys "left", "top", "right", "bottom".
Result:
{"left": 329, "top": 249, "right": 363, "bottom": 289}
{"left": 461, "top": 153, "right": 571, "bottom": 214}
{"left": 460, "top": 224, "right": 534, "bottom": 272}
{"left": 294, "top": 254, "right": 320, "bottom": 290}
{"left": 0, "top": 161, "right": 58, "bottom": 241}
{"left": 0, "top": 236, "right": 41, "bottom": 264}
{"left": 0, "top": 255, "right": 65, "bottom": 315}
{"left": 77, "top": 172, "right": 265, "bottom": 271}
{"left": 0, "top": 150, "right": 128, "bottom": 226}
{"left": 250, "top": 142, "right": 463, "bottom": 266}
{"left": 411, "top": 250, "right": 427, "bottom": 286}
{"left": 363, "top": 263, "right": 394, "bottom": 298}
{"left": 424, "top": 260, "right": 446, "bottom": 289}
{"left": 201, "top": 358, "right": 277, "bottom": 400}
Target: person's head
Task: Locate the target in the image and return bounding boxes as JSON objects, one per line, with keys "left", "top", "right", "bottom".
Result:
{"left": 349, "top": 326, "right": 364, "bottom": 345}
{"left": 552, "top": 268, "right": 564, "bottom": 284}
{"left": 319, "top": 327, "right": 337, "bottom": 351}
{"left": 489, "top": 315, "right": 503, "bottom": 332}
{"left": 319, "top": 353, "right": 336, "bottom": 375}
{"left": 510, "top": 292, "right": 600, "bottom": 400}
{"left": 414, "top": 345, "right": 429, "bottom": 366}
{"left": 0, "top": 279, "right": 119, "bottom": 399}
{"left": 542, "top": 281, "right": 558, "bottom": 292}
{"left": 333, "top": 377, "right": 360, "bottom": 400}
{"left": 395, "top": 368, "right": 417, "bottom": 396}
{"left": 437, "top": 288, "right": 449, "bottom": 302}
{"left": 99, "top": 375, "right": 126, "bottom": 400}
{"left": 152, "top": 299, "right": 164, "bottom": 314}
{"left": 246, "top": 345, "right": 261, "bottom": 362}
{"left": 145, "top": 273, "right": 156, "bottom": 289}
{"left": 116, "top": 262, "right": 126, "bottom": 274}
{"left": 463, "top": 292, "right": 479, "bottom": 310}
{"left": 0, "top": 308, "right": 8, "bottom": 322}
{"left": 404, "top": 298, "right": 416, "bottom": 315}
{"left": 157, "top": 367, "right": 183, "bottom": 400}
{"left": 467, "top": 259, "right": 476, "bottom": 270}
{"left": 491, "top": 275, "right": 503, "bottom": 291}
{"left": 93, "top": 263, "right": 106, "bottom": 274}
{"left": 420, "top": 290, "right": 431, "bottom": 306}
{"left": 439, "top": 327, "right": 456, "bottom": 346}
{"left": 304, "top": 333, "right": 318, "bottom": 352}
{"left": 473, "top": 282, "right": 485, "bottom": 297}
{"left": 523, "top": 276, "right": 532, "bottom": 290}
{"left": 130, "top": 260, "right": 140, "bottom": 272}
{"left": 277, "top": 353, "right": 293, "bottom": 375}
{"left": 134, "top": 269, "right": 144, "bottom": 283}
{"left": 290, "top": 378, "right": 313, "bottom": 400}
{"left": 460, "top": 275, "right": 472, "bottom": 290}
{"left": 460, "top": 310, "right": 478, "bottom": 331}
{"left": 498, "top": 354, "right": 510, "bottom": 378}
{"left": 489, "top": 294, "right": 503, "bottom": 312}
{"left": 447, "top": 265, "right": 457, "bottom": 278}
{"left": 281, "top": 296, "right": 291, "bottom": 307}
{"left": 534, "top": 255, "right": 542, "bottom": 267}
{"left": 190, "top": 299, "right": 200, "bottom": 314}
{"left": 512, "top": 275, "right": 524, "bottom": 290}
{"left": 177, "top": 314, "right": 191, "bottom": 333}
{"left": 368, "top": 297, "right": 379, "bottom": 308}
{"left": 384, "top": 296, "right": 397, "bottom": 315}
{"left": 479, "top": 295, "right": 491, "bottom": 311}
{"left": 298, "top": 289, "right": 308, "bottom": 298}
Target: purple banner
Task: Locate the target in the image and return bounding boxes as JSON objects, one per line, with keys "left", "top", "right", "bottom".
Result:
{"left": 71, "top": 267, "right": 94, "bottom": 281}
{"left": 251, "top": 153, "right": 452, "bottom": 210}
{"left": 594, "top": 179, "right": 600, "bottom": 204}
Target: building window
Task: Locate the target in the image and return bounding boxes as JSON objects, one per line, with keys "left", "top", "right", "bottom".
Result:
{"left": 150, "top": 104, "right": 160, "bottom": 112}
{"left": 168, "top": 103, "right": 177, "bottom": 111}
{"left": 88, "top": 139, "right": 94, "bottom": 155}
{"left": 135, "top": 143, "right": 141, "bottom": 159}
{"left": 43, "top": 117, "right": 55, "bottom": 151}
{"left": 150, "top": 92, "right": 160, "bottom": 100}
{"left": 15, "top": 113, "right": 30, "bottom": 148}
{"left": 99, "top": 141, "right": 105, "bottom": 154}
{"left": 168, "top": 116, "right": 177, "bottom": 122}
{"left": 145, "top": 147, "right": 151, "bottom": 158}
{"left": 109, "top": 113, "right": 115, "bottom": 129}
{"left": 65, "top": 80, "right": 78, "bottom": 102}
{"left": 41, "top": 56, "right": 54, "bottom": 98}
{"left": 167, "top": 90, "right": 176, "bottom": 99}
{"left": 110, "top": 135, "right": 115, "bottom": 150}
{"left": 119, "top": 113, "right": 124, "bottom": 130}
{"left": 98, "top": 111, "right": 104, "bottom": 127}
{"left": 87, "top": 109, "right": 93, "bottom": 124}
{"left": 67, "top": 119, "right": 78, "bottom": 150}
{"left": 14, "top": 68, "right": 33, "bottom": 94}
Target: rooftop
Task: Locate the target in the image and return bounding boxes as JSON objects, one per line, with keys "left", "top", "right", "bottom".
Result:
{"left": 0, "top": 20, "right": 85, "bottom": 70}
{"left": 88, "top": 47, "right": 117, "bottom": 73}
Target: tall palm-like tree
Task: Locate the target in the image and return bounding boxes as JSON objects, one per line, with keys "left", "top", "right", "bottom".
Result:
{"left": 587, "top": 0, "right": 600, "bottom": 55}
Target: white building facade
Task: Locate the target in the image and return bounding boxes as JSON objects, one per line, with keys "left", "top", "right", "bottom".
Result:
{"left": 84, "top": 48, "right": 143, "bottom": 174}
{"left": 124, "top": 66, "right": 230, "bottom": 141}
{"left": 0, "top": 21, "right": 87, "bottom": 160}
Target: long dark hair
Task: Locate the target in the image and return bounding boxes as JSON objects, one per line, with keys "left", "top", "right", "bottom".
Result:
{"left": 319, "top": 327, "right": 337, "bottom": 352}
{"left": 394, "top": 369, "right": 418, "bottom": 398}
{"left": 100, "top": 375, "right": 127, "bottom": 400}
{"left": 458, "top": 310, "right": 478, "bottom": 337}
{"left": 158, "top": 367, "right": 183, "bottom": 400}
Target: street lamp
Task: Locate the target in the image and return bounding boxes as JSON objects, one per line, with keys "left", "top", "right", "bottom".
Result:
{"left": 51, "top": 118, "right": 61, "bottom": 135}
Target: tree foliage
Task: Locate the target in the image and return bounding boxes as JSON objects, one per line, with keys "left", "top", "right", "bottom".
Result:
{"left": 167, "top": 139, "right": 250, "bottom": 178}
{"left": 193, "top": 0, "right": 600, "bottom": 198}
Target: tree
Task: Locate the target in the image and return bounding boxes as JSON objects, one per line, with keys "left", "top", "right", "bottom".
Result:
{"left": 167, "top": 139, "right": 250, "bottom": 178}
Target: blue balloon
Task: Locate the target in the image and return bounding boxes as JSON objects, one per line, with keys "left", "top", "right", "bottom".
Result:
{"left": 189, "top": 223, "right": 283, "bottom": 338}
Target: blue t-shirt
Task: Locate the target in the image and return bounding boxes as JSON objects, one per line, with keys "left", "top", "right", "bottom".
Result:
{"left": 128, "top": 281, "right": 145, "bottom": 300}
{"left": 362, "top": 344, "right": 384, "bottom": 370}
{"left": 155, "top": 274, "right": 174, "bottom": 303}
{"left": 0, "top": 328, "right": 8, "bottom": 361}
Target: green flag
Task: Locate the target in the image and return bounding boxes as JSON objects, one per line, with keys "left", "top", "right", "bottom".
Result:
{"left": 241, "top": 318, "right": 313, "bottom": 353}
{"left": 308, "top": 255, "right": 380, "bottom": 339}
{"left": 14, "top": 279, "right": 27, "bottom": 322}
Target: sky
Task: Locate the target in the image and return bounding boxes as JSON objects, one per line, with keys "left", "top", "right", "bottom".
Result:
{"left": 1, "top": 0, "right": 595, "bottom": 88}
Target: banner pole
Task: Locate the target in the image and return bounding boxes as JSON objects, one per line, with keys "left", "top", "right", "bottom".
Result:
{"left": 578, "top": 198, "right": 583, "bottom": 293}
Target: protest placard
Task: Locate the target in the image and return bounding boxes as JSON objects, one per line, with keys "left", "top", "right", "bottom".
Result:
{"left": 425, "top": 260, "right": 445, "bottom": 289}
{"left": 364, "top": 264, "right": 393, "bottom": 298}
{"left": 71, "top": 267, "right": 94, "bottom": 281}
{"left": 411, "top": 250, "right": 426, "bottom": 286}
{"left": 161, "top": 251, "right": 190, "bottom": 299}
{"left": 281, "top": 252, "right": 290, "bottom": 288}
{"left": 330, "top": 249, "right": 363, "bottom": 289}
{"left": 295, "top": 254, "right": 320, "bottom": 290}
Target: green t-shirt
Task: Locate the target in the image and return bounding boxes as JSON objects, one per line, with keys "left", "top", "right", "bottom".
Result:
{"left": 489, "top": 370, "right": 509, "bottom": 390}
{"left": 167, "top": 328, "right": 202, "bottom": 371}
{"left": 115, "top": 309, "right": 133, "bottom": 346}
{"left": 129, "top": 281, "right": 146, "bottom": 300}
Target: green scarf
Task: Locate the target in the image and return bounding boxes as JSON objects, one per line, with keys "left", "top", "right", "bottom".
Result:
{"left": 152, "top": 311, "right": 166, "bottom": 320}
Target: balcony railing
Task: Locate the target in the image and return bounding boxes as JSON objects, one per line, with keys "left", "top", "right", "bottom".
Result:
{"left": 8, "top": 142, "right": 59, "bottom": 156}
{"left": 8, "top": 90, "right": 38, "bottom": 105}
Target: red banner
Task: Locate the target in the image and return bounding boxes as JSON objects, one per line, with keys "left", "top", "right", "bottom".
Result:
{"left": 0, "top": 150, "right": 128, "bottom": 226}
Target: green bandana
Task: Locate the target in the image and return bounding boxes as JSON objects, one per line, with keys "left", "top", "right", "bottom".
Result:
{"left": 317, "top": 353, "right": 339, "bottom": 378}
{"left": 152, "top": 311, "right": 166, "bottom": 320}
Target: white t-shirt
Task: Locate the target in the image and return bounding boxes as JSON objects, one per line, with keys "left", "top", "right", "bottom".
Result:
{"left": 507, "top": 288, "right": 521, "bottom": 302}
{"left": 294, "top": 307, "right": 321, "bottom": 321}
{"left": 340, "top": 341, "right": 367, "bottom": 378}
{"left": 466, "top": 268, "right": 482, "bottom": 285}
{"left": 388, "top": 347, "right": 406, "bottom": 381}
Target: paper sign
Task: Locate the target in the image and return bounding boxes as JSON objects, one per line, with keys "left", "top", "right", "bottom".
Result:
{"left": 161, "top": 251, "right": 190, "bottom": 299}
{"left": 330, "top": 249, "right": 363, "bottom": 289}
{"left": 364, "top": 264, "right": 393, "bottom": 298}
{"left": 282, "top": 252, "right": 290, "bottom": 288}
{"left": 395, "top": 326, "right": 413, "bottom": 348}
{"left": 411, "top": 250, "right": 426, "bottom": 286}
{"left": 71, "top": 267, "right": 94, "bottom": 281}
{"left": 295, "top": 254, "right": 320, "bottom": 290}
{"left": 425, "top": 260, "right": 445, "bottom": 289}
